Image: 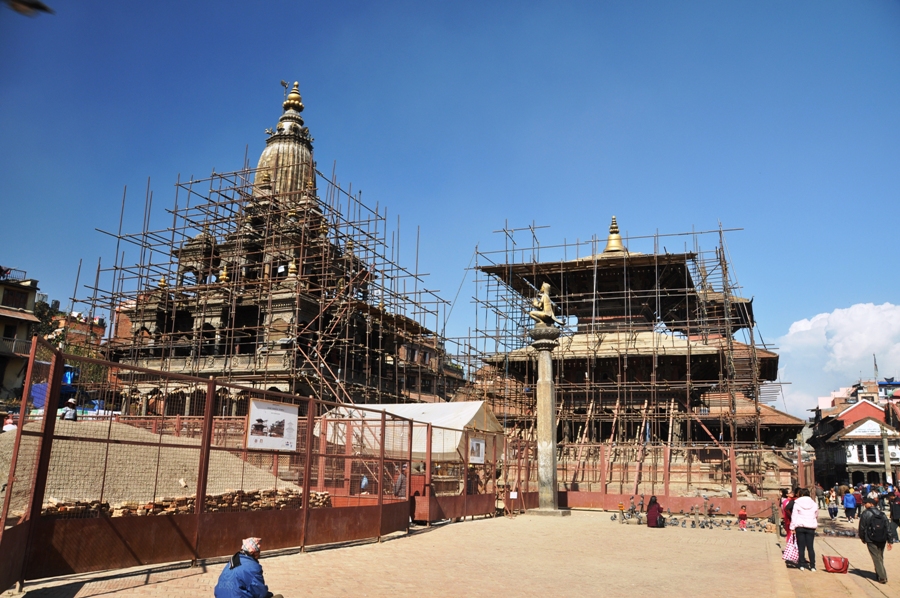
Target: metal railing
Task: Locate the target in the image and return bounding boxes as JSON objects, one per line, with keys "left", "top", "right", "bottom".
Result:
{"left": 0, "top": 268, "right": 26, "bottom": 281}
{"left": 0, "top": 337, "right": 32, "bottom": 356}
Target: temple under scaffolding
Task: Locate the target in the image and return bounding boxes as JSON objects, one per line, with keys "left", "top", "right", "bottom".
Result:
{"left": 453, "top": 219, "right": 804, "bottom": 497}
{"left": 91, "top": 82, "right": 464, "bottom": 416}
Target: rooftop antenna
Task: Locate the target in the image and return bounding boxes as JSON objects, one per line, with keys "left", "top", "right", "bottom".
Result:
{"left": 281, "top": 80, "right": 288, "bottom": 101}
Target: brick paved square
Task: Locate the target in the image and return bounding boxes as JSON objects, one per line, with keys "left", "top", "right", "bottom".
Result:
{"left": 5, "top": 509, "right": 900, "bottom": 597}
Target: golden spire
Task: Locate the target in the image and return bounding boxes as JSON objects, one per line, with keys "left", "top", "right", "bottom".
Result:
{"left": 282, "top": 81, "right": 304, "bottom": 113}
{"left": 602, "top": 216, "right": 626, "bottom": 253}
{"left": 219, "top": 265, "right": 229, "bottom": 283}
{"left": 158, "top": 276, "right": 168, "bottom": 289}
{"left": 287, "top": 260, "right": 298, "bottom": 277}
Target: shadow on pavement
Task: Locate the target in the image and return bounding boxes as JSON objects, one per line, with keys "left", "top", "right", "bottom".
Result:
{"left": 13, "top": 563, "right": 206, "bottom": 598}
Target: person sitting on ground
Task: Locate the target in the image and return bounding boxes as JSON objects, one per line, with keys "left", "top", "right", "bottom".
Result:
{"left": 59, "top": 398, "right": 78, "bottom": 421}
{"left": 2, "top": 414, "right": 16, "bottom": 433}
{"left": 646, "top": 495, "right": 664, "bottom": 527}
{"left": 214, "top": 537, "right": 283, "bottom": 598}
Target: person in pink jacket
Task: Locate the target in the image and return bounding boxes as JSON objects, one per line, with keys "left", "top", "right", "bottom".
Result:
{"left": 790, "top": 488, "right": 819, "bottom": 571}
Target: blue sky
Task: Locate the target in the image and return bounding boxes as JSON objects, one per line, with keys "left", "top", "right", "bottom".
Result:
{"left": 2, "top": 2, "right": 898, "bottom": 414}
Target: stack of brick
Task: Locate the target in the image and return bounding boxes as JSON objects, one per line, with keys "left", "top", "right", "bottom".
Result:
{"left": 41, "top": 488, "right": 332, "bottom": 518}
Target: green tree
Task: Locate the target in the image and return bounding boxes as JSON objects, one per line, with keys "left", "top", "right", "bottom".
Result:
{"left": 31, "top": 300, "right": 60, "bottom": 338}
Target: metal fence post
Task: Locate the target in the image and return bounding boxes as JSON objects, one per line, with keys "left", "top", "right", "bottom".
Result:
{"left": 516, "top": 440, "right": 523, "bottom": 511}
{"left": 407, "top": 418, "right": 413, "bottom": 491}
{"left": 0, "top": 336, "right": 39, "bottom": 536}
{"left": 194, "top": 377, "right": 216, "bottom": 515}
{"left": 299, "top": 399, "right": 316, "bottom": 551}
{"left": 406, "top": 419, "right": 413, "bottom": 532}
{"left": 20, "top": 345, "right": 65, "bottom": 586}
{"left": 600, "top": 444, "right": 607, "bottom": 496}
{"left": 463, "top": 429, "right": 469, "bottom": 520}
{"left": 317, "top": 417, "right": 327, "bottom": 491}
{"left": 377, "top": 411, "right": 386, "bottom": 541}
{"left": 501, "top": 435, "right": 508, "bottom": 511}
{"left": 730, "top": 448, "right": 738, "bottom": 503}
{"left": 343, "top": 421, "right": 353, "bottom": 498}
{"left": 663, "top": 445, "right": 670, "bottom": 499}
{"left": 425, "top": 424, "right": 433, "bottom": 499}
{"left": 191, "top": 377, "right": 216, "bottom": 561}
{"left": 492, "top": 431, "right": 498, "bottom": 500}
{"left": 425, "top": 423, "right": 432, "bottom": 525}
{"left": 23, "top": 347, "right": 64, "bottom": 521}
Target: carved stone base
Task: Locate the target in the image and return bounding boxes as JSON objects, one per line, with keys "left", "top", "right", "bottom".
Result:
{"left": 528, "top": 323, "right": 560, "bottom": 352}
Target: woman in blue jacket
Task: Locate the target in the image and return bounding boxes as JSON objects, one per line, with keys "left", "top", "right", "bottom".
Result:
{"left": 214, "top": 537, "right": 283, "bottom": 598}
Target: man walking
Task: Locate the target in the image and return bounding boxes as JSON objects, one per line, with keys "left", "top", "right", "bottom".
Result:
{"left": 860, "top": 496, "right": 893, "bottom": 584}
{"left": 890, "top": 490, "right": 900, "bottom": 541}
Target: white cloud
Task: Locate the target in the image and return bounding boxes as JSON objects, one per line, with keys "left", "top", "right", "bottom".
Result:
{"left": 776, "top": 303, "right": 900, "bottom": 417}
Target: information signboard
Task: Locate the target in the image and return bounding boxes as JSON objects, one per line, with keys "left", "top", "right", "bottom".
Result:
{"left": 468, "top": 437, "right": 486, "bottom": 464}
{"left": 246, "top": 398, "right": 299, "bottom": 451}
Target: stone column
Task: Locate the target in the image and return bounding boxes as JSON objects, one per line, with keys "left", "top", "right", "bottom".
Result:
{"left": 529, "top": 323, "right": 563, "bottom": 512}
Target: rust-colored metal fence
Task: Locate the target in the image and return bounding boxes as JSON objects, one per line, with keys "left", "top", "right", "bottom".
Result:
{"left": 409, "top": 424, "right": 507, "bottom": 523}
{"left": 0, "top": 340, "right": 418, "bottom": 591}
{"left": 0, "top": 339, "right": 810, "bottom": 591}
{"left": 555, "top": 441, "right": 811, "bottom": 516}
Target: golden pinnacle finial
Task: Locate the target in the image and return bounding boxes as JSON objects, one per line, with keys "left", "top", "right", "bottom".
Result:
{"left": 219, "top": 265, "right": 229, "bottom": 283}
{"left": 282, "top": 81, "right": 304, "bottom": 113}
{"left": 288, "top": 260, "right": 298, "bottom": 277}
{"left": 602, "top": 216, "right": 626, "bottom": 254}
{"left": 158, "top": 276, "right": 168, "bottom": 289}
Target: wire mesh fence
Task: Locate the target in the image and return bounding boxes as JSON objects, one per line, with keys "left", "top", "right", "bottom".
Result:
{"left": 2, "top": 340, "right": 428, "bottom": 532}
{"left": 1, "top": 342, "right": 54, "bottom": 528}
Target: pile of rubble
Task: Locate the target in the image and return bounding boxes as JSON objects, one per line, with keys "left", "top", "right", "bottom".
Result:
{"left": 41, "top": 488, "right": 333, "bottom": 518}
{"left": 40, "top": 498, "right": 111, "bottom": 518}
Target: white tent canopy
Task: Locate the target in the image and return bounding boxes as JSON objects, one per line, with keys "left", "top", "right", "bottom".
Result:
{"left": 316, "top": 401, "right": 503, "bottom": 462}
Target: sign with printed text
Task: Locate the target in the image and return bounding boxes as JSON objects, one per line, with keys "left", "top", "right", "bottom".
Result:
{"left": 246, "top": 399, "right": 299, "bottom": 452}
{"left": 468, "top": 437, "right": 485, "bottom": 464}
